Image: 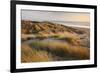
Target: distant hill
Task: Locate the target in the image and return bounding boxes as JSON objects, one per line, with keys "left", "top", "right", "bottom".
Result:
{"left": 21, "top": 20, "right": 88, "bottom": 35}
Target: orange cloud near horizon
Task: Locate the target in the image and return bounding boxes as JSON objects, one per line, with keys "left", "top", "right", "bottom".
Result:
{"left": 62, "top": 13, "right": 90, "bottom": 23}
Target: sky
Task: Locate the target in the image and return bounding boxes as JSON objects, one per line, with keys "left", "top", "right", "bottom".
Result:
{"left": 21, "top": 10, "right": 90, "bottom": 23}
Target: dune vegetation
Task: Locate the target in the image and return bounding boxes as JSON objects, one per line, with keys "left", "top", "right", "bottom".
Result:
{"left": 21, "top": 44, "right": 53, "bottom": 63}
{"left": 21, "top": 20, "right": 90, "bottom": 63}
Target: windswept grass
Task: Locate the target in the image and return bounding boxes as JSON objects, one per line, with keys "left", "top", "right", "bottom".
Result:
{"left": 30, "top": 41, "right": 90, "bottom": 60}
{"left": 21, "top": 44, "right": 53, "bottom": 63}
{"left": 59, "top": 36, "right": 80, "bottom": 46}
{"left": 51, "top": 34, "right": 80, "bottom": 46}
{"left": 21, "top": 20, "right": 90, "bottom": 62}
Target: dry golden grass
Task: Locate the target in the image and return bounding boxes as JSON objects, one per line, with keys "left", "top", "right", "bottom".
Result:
{"left": 30, "top": 41, "right": 90, "bottom": 60}
{"left": 21, "top": 44, "right": 53, "bottom": 63}
{"left": 21, "top": 20, "right": 90, "bottom": 62}
{"left": 60, "top": 36, "right": 80, "bottom": 45}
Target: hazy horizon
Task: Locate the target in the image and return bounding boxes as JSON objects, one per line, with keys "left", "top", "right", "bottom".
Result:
{"left": 21, "top": 10, "right": 90, "bottom": 28}
{"left": 22, "top": 10, "right": 90, "bottom": 22}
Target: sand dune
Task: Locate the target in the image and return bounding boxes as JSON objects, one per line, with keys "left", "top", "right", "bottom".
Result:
{"left": 21, "top": 20, "right": 90, "bottom": 63}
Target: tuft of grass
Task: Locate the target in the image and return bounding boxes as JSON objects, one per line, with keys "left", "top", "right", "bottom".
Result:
{"left": 30, "top": 41, "right": 90, "bottom": 60}
{"left": 21, "top": 44, "right": 53, "bottom": 63}
{"left": 52, "top": 35, "right": 64, "bottom": 39}
{"left": 51, "top": 34, "right": 80, "bottom": 46}
{"left": 61, "top": 36, "right": 80, "bottom": 45}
